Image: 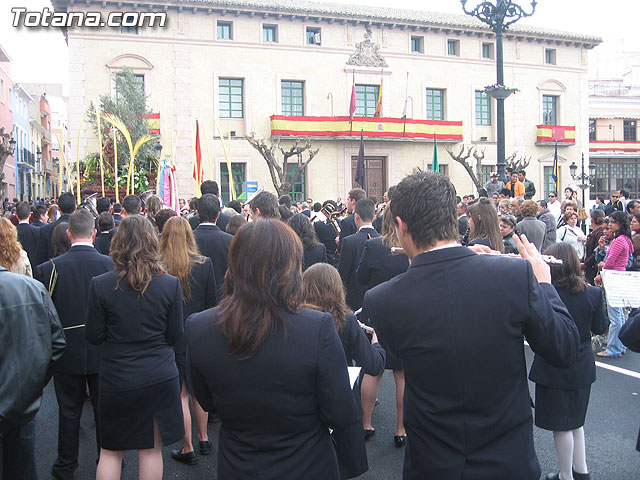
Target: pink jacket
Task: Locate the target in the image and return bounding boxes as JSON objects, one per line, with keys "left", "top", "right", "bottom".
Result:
{"left": 604, "top": 235, "right": 633, "bottom": 271}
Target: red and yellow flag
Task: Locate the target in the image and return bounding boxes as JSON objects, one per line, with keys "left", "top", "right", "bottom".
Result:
{"left": 193, "top": 120, "right": 203, "bottom": 184}
{"left": 374, "top": 76, "right": 383, "bottom": 118}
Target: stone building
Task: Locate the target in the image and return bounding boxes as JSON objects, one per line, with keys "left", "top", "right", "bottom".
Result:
{"left": 53, "top": 0, "right": 600, "bottom": 202}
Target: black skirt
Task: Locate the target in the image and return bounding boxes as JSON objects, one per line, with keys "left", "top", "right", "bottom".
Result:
{"left": 99, "top": 376, "right": 184, "bottom": 450}
{"left": 534, "top": 384, "right": 591, "bottom": 431}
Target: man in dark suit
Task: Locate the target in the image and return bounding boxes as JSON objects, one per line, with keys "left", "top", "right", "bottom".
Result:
{"left": 94, "top": 212, "right": 114, "bottom": 255}
{"left": 111, "top": 203, "right": 123, "bottom": 226}
{"left": 193, "top": 194, "right": 233, "bottom": 291}
{"left": 16, "top": 202, "right": 40, "bottom": 270}
{"left": 189, "top": 181, "right": 230, "bottom": 232}
{"left": 338, "top": 188, "right": 367, "bottom": 251}
{"left": 315, "top": 200, "right": 339, "bottom": 266}
{"left": 604, "top": 190, "right": 624, "bottom": 216}
{"left": 456, "top": 201, "right": 469, "bottom": 239}
{"left": 36, "top": 192, "right": 76, "bottom": 265}
{"left": 338, "top": 198, "right": 380, "bottom": 311}
{"left": 362, "top": 171, "right": 579, "bottom": 480}
{"left": 94, "top": 196, "right": 111, "bottom": 230}
{"left": 32, "top": 204, "right": 47, "bottom": 227}
{"left": 35, "top": 209, "right": 114, "bottom": 480}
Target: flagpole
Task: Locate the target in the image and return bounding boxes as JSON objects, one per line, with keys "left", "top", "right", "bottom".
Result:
{"left": 402, "top": 72, "right": 409, "bottom": 137}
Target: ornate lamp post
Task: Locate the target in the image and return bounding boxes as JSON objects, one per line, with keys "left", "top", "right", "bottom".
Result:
{"left": 570, "top": 153, "right": 597, "bottom": 233}
{"left": 461, "top": 0, "right": 536, "bottom": 182}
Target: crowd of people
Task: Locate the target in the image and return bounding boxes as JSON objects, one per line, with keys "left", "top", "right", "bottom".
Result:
{"left": 1, "top": 171, "right": 639, "bottom": 480}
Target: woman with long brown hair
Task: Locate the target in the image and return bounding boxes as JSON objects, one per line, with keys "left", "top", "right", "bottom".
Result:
{"left": 356, "top": 202, "right": 410, "bottom": 447}
{"left": 467, "top": 197, "right": 505, "bottom": 253}
{"left": 187, "top": 220, "right": 355, "bottom": 479}
{"left": 159, "top": 216, "right": 216, "bottom": 465}
{"left": 0, "top": 217, "right": 32, "bottom": 276}
{"left": 302, "top": 263, "right": 385, "bottom": 479}
{"left": 85, "top": 215, "right": 184, "bottom": 480}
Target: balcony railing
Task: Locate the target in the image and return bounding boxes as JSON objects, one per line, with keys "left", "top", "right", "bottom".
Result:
{"left": 270, "top": 115, "right": 463, "bottom": 142}
{"left": 17, "top": 148, "right": 35, "bottom": 168}
{"left": 536, "top": 125, "right": 576, "bottom": 146}
{"left": 589, "top": 140, "right": 640, "bottom": 152}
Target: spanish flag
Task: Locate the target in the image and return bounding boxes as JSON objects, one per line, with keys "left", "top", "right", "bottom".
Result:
{"left": 193, "top": 120, "right": 203, "bottom": 186}
{"left": 374, "top": 76, "right": 383, "bottom": 118}
{"left": 551, "top": 141, "right": 559, "bottom": 191}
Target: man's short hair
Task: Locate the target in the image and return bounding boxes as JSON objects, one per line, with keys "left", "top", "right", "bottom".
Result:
{"left": 499, "top": 188, "right": 511, "bottom": 197}
{"left": 278, "top": 194, "right": 292, "bottom": 208}
{"left": 155, "top": 208, "right": 177, "bottom": 233}
{"left": 313, "top": 202, "right": 322, "bottom": 212}
{"left": 500, "top": 215, "right": 517, "bottom": 228}
{"left": 16, "top": 202, "right": 31, "bottom": 220}
{"left": 98, "top": 212, "right": 114, "bottom": 232}
{"left": 96, "top": 196, "right": 110, "bottom": 214}
{"left": 251, "top": 191, "right": 280, "bottom": 219}
{"left": 537, "top": 199, "right": 548, "bottom": 208}
{"left": 457, "top": 202, "right": 468, "bottom": 212}
{"left": 626, "top": 200, "right": 638, "bottom": 214}
{"left": 34, "top": 204, "right": 46, "bottom": 220}
{"left": 200, "top": 180, "right": 220, "bottom": 196}
{"left": 278, "top": 205, "right": 292, "bottom": 221}
{"left": 520, "top": 200, "right": 538, "bottom": 218}
{"left": 387, "top": 185, "right": 397, "bottom": 201}
{"left": 227, "top": 200, "right": 242, "bottom": 214}
{"left": 390, "top": 171, "right": 458, "bottom": 249}
{"left": 518, "top": 169, "right": 527, "bottom": 176}
{"left": 354, "top": 198, "right": 375, "bottom": 223}
{"left": 58, "top": 192, "right": 76, "bottom": 214}
{"left": 68, "top": 209, "right": 95, "bottom": 238}
{"left": 368, "top": 195, "right": 379, "bottom": 206}
{"left": 122, "top": 195, "right": 141, "bottom": 215}
{"left": 112, "top": 202, "right": 122, "bottom": 213}
{"left": 348, "top": 188, "right": 367, "bottom": 203}
{"left": 197, "top": 194, "right": 221, "bottom": 223}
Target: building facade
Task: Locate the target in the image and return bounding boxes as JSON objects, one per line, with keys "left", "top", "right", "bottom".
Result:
{"left": 0, "top": 44, "right": 16, "bottom": 201}
{"left": 12, "top": 84, "right": 35, "bottom": 201}
{"left": 54, "top": 0, "right": 600, "bottom": 202}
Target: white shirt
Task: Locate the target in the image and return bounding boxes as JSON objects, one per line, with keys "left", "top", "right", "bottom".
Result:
{"left": 548, "top": 201, "right": 562, "bottom": 223}
{"left": 556, "top": 225, "right": 585, "bottom": 259}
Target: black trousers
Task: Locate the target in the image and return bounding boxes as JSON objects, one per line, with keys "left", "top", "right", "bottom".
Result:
{"left": 52, "top": 373, "right": 100, "bottom": 479}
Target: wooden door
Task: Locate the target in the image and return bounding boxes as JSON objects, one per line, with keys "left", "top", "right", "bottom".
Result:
{"left": 351, "top": 156, "right": 386, "bottom": 200}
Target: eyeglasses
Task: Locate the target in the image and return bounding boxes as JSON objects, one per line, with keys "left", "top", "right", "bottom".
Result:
{"left": 548, "top": 195, "right": 555, "bottom": 198}
{"left": 611, "top": 195, "right": 619, "bottom": 198}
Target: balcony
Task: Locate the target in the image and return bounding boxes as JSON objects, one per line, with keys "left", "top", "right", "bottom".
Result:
{"left": 270, "top": 115, "right": 463, "bottom": 142}
{"left": 17, "top": 148, "right": 35, "bottom": 168}
{"left": 589, "top": 140, "right": 640, "bottom": 152}
{"left": 40, "top": 99, "right": 51, "bottom": 117}
{"left": 536, "top": 125, "right": 576, "bottom": 146}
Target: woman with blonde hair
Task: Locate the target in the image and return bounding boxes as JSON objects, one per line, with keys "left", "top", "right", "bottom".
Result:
{"left": 159, "top": 216, "right": 216, "bottom": 465}
{"left": 302, "top": 263, "right": 385, "bottom": 479}
{"left": 86, "top": 216, "right": 184, "bottom": 480}
{"left": 356, "top": 203, "right": 410, "bottom": 447}
{"left": 0, "top": 217, "right": 32, "bottom": 276}
{"left": 468, "top": 197, "right": 505, "bottom": 253}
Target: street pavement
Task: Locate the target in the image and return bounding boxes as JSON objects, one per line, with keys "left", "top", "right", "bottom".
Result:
{"left": 33, "top": 346, "right": 640, "bottom": 479}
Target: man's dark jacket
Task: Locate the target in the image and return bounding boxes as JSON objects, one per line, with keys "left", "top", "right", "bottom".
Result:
{"left": 193, "top": 224, "right": 233, "bottom": 290}
{"left": 338, "top": 226, "right": 380, "bottom": 311}
{"left": 36, "top": 213, "right": 71, "bottom": 265}
{"left": 35, "top": 245, "right": 114, "bottom": 374}
{"left": 17, "top": 222, "right": 40, "bottom": 269}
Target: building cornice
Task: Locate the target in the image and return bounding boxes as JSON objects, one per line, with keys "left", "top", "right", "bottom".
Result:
{"left": 51, "top": 0, "right": 602, "bottom": 49}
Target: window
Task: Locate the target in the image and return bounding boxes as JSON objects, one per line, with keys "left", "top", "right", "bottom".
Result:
{"left": 306, "top": 27, "right": 321, "bottom": 45}
{"left": 590, "top": 159, "right": 639, "bottom": 200}
{"left": 426, "top": 89, "right": 444, "bottom": 121}
{"left": 263, "top": 25, "right": 277, "bottom": 43}
{"left": 120, "top": 25, "right": 138, "bottom": 34}
{"left": 543, "top": 166, "right": 556, "bottom": 198}
{"left": 623, "top": 120, "right": 637, "bottom": 142}
{"left": 480, "top": 165, "right": 493, "bottom": 185}
{"left": 545, "top": 49, "right": 557, "bottom": 65}
{"left": 542, "top": 95, "right": 557, "bottom": 125}
{"left": 589, "top": 119, "right": 596, "bottom": 141}
{"left": 475, "top": 91, "right": 491, "bottom": 126}
{"left": 0, "top": 78, "right": 4, "bottom": 104}
{"left": 217, "top": 21, "right": 232, "bottom": 40}
{"left": 220, "top": 162, "right": 246, "bottom": 204}
{"left": 281, "top": 81, "right": 304, "bottom": 116}
{"left": 482, "top": 42, "right": 494, "bottom": 59}
{"left": 285, "top": 163, "right": 306, "bottom": 202}
{"left": 447, "top": 39, "right": 459, "bottom": 56}
{"left": 219, "top": 78, "right": 243, "bottom": 118}
{"left": 426, "top": 164, "right": 448, "bottom": 176}
{"left": 411, "top": 36, "right": 423, "bottom": 53}
{"left": 355, "top": 84, "right": 379, "bottom": 117}
{"left": 115, "top": 73, "right": 144, "bottom": 100}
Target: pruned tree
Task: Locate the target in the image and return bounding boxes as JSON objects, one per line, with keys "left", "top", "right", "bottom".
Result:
{"left": 246, "top": 132, "right": 320, "bottom": 197}
{"left": 0, "top": 126, "right": 15, "bottom": 202}
{"left": 505, "top": 152, "right": 531, "bottom": 172}
{"left": 445, "top": 144, "right": 485, "bottom": 192}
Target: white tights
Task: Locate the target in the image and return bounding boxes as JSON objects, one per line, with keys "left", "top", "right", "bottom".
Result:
{"left": 552, "top": 427, "right": 588, "bottom": 480}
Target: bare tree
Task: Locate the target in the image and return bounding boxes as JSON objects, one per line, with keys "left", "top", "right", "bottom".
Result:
{"left": 0, "top": 127, "right": 16, "bottom": 203}
{"left": 505, "top": 152, "right": 531, "bottom": 172}
{"left": 246, "top": 133, "right": 319, "bottom": 197}
{"left": 445, "top": 144, "right": 485, "bottom": 192}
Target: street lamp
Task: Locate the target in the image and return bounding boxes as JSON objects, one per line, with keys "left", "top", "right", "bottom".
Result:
{"left": 37, "top": 148, "right": 42, "bottom": 161}
{"left": 569, "top": 153, "right": 597, "bottom": 233}
{"left": 461, "top": 0, "right": 536, "bottom": 182}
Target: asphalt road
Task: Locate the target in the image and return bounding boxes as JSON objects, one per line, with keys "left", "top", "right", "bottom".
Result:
{"left": 33, "top": 346, "right": 640, "bottom": 479}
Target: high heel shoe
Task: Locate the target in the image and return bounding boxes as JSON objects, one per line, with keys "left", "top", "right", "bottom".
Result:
{"left": 394, "top": 435, "right": 407, "bottom": 447}
{"left": 572, "top": 469, "right": 591, "bottom": 480}
{"left": 364, "top": 429, "right": 375, "bottom": 441}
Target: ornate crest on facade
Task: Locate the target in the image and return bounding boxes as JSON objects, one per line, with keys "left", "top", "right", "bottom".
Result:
{"left": 347, "top": 25, "right": 388, "bottom": 68}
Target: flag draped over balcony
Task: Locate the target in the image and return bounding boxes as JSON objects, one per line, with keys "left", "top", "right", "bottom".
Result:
{"left": 432, "top": 132, "right": 440, "bottom": 173}
{"left": 355, "top": 129, "right": 365, "bottom": 188}
{"left": 193, "top": 119, "right": 203, "bottom": 187}
{"left": 374, "top": 75, "right": 383, "bottom": 118}
{"left": 551, "top": 140, "right": 559, "bottom": 191}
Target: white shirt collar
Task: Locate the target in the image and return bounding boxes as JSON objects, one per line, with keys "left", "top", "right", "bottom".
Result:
{"left": 71, "top": 241, "right": 94, "bottom": 247}
{"left": 422, "top": 242, "right": 461, "bottom": 254}
{"left": 358, "top": 224, "right": 374, "bottom": 232}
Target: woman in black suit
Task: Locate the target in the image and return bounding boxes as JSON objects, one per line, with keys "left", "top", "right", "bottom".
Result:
{"left": 302, "top": 263, "right": 385, "bottom": 479}
{"left": 86, "top": 215, "right": 184, "bottom": 480}
{"left": 530, "top": 242, "right": 607, "bottom": 480}
{"left": 288, "top": 213, "right": 327, "bottom": 270}
{"left": 355, "top": 204, "right": 410, "bottom": 447}
{"left": 186, "top": 220, "right": 355, "bottom": 480}
{"left": 159, "top": 216, "right": 217, "bottom": 465}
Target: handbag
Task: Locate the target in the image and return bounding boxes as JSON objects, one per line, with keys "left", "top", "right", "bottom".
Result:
{"left": 577, "top": 207, "right": 588, "bottom": 222}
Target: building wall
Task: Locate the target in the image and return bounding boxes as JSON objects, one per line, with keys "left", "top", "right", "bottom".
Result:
{"left": 11, "top": 86, "right": 34, "bottom": 200}
{"left": 64, "top": 2, "right": 596, "bottom": 202}
{"left": 0, "top": 47, "right": 16, "bottom": 200}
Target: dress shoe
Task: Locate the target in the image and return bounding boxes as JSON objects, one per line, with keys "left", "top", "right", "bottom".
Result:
{"left": 572, "top": 469, "right": 591, "bottom": 480}
{"left": 544, "top": 473, "right": 562, "bottom": 480}
{"left": 394, "top": 435, "right": 407, "bottom": 448}
{"left": 199, "top": 440, "right": 212, "bottom": 456}
{"left": 364, "top": 429, "right": 375, "bottom": 441}
{"left": 171, "top": 448, "right": 198, "bottom": 465}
